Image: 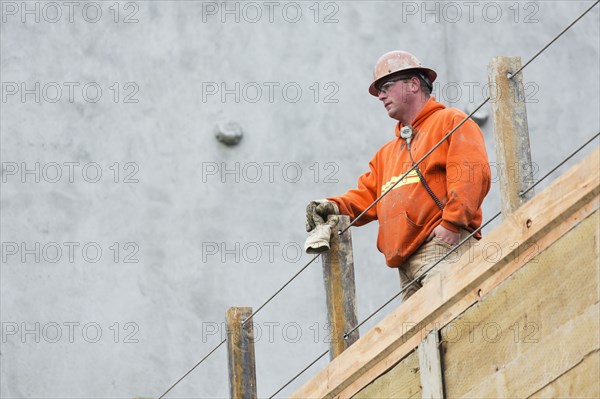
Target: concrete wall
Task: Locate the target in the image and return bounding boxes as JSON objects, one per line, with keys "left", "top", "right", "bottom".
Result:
{"left": 1, "top": 1, "right": 598, "bottom": 397}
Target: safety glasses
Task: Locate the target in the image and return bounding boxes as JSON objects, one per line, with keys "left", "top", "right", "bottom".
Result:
{"left": 377, "top": 77, "right": 413, "bottom": 95}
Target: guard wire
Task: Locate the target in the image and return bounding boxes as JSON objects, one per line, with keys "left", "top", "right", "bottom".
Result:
{"left": 158, "top": 338, "right": 227, "bottom": 399}
{"left": 157, "top": 3, "right": 599, "bottom": 395}
{"left": 344, "top": 211, "right": 501, "bottom": 339}
{"left": 345, "top": 131, "right": 600, "bottom": 339}
{"left": 519, "top": 132, "right": 600, "bottom": 197}
{"left": 342, "top": 0, "right": 599, "bottom": 234}
{"left": 241, "top": 253, "right": 321, "bottom": 326}
{"left": 268, "top": 349, "right": 330, "bottom": 399}
{"left": 270, "top": 132, "right": 599, "bottom": 397}
{"left": 508, "top": 0, "right": 599, "bottom": 80}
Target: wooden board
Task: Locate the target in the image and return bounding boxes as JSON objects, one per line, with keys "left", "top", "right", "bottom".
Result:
{"left": 488, "top": 56, "right": 535, "bottom": 214}
{"left": 352, "top": 350, "right": 421, "bottom": 399}
{"left": 322, "top": 215, "right": 359, "bottom": 359}
{"left": 417, "top": 331, "right": 444, "bottom": 399}
{"left": 529, "top": 349, "right": 600, "bottom": 398}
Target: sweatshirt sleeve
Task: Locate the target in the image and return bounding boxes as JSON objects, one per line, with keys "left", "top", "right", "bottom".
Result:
{"left": 441, "top": 114, "right": 491, "bottom": 232}
{"left": 327, "top": 156, "right": 379, "bottom": 227}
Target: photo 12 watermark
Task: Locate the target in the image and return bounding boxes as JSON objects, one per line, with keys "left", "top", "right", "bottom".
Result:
{"left": 1, "top": 162, "right": 140, "bottom": 184}
{"left": 1, "top": 1, "right": 140, "bottom": 24}
{"left": 1, "top": 82, "right": 140, "bottom": 104}
{"left": 199, "top": 1, "right": 340, "bottom": 24}
{"left": 203, "top": 320, "right": 343, "bottom": 344}
{"left": 2, "top": 321, "right": 140, "bottom": 343}
{"left": 1, "top": 241, "right": 140, "bottom": 264}
{"left": 397, "top": 1, "right": 540, "bottom": 24}
{"left": 431, "top": 81, "right": 540, "bottom": 104}
{"left": 201, "top": 82, "right": 339, "bottom": 104}
{"left": 402, "top": 320, "right": 540, "bottom": 344}
{"left": 201, "top": 161, "right": 339, "bottom": 184}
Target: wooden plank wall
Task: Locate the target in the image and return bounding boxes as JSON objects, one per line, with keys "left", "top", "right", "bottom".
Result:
{"left": 442, "top": 211, "right": 599, "bottom": 398}
{"left": 353, "top": 211, "right": 599, "bottom": 398}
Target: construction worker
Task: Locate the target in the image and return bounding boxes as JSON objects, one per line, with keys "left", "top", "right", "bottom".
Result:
{"left": 305, "top": 50, "right": 491, "bottom": 301}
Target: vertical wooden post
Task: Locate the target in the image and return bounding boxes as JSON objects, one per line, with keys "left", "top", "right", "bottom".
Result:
{"left": 418, "top": 329, "right": 445, "bottom": 399}
{"left": 321, "top": 215, "right": 359, "bottom": 360}
{"left": 226, "top": 307, "right": 257, "bottom": 399}
{"left": 488, "top": 56, "right": 535, "bottom": 217}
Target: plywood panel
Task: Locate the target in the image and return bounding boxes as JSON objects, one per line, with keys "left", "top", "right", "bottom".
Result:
{"left": 353, "top": 350, "right": 421, "bottom": 399}
{"left": 464, "top": 303, "right": 599, "bottom": 398}
{"left": 442, "top": 212, "right": 599, "bottom": 398}
{"left": 529, "top": 349, "right": 600, "bottom": 398}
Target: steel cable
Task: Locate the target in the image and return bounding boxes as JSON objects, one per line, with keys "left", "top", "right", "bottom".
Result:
{"left": 158, "top": 2, "right": 599, "bottom": 395}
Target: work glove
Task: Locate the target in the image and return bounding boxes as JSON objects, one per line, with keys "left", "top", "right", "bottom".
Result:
{"left": 305, "top": 199, "right": 339, "bottom": 232}
{"left": 304, "top": 200, "right": 340, "bottom": 254}
{"left": 304, "top": 214, "right": 339, "bottom": 254}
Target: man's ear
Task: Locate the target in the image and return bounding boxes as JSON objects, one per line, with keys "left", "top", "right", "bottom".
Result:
{"left": 409, "top": 76, "right": 421, "bottom": 93}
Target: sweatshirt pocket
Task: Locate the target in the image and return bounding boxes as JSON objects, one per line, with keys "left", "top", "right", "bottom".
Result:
{"left": 376, "top": 210, "right": 425, "bottom": 267}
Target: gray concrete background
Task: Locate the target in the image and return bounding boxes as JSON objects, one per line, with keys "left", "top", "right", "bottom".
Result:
{"left": 0, "top": 1, "right": 598, "bottom": 398}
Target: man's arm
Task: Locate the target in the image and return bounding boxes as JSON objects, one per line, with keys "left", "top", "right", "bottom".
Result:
{"left": 327, "top": 157, "right": 380, "bottom": 227}
{"left": 438, "top": 114, "right": 491, "bottom": 241}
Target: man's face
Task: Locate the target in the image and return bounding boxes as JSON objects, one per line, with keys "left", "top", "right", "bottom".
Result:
{"left": 377, "top": 76, "right": 418, "bottom": 120}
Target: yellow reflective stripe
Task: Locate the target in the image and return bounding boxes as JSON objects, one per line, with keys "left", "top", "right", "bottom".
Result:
{"left": 381, "top": 170, "right": 420, "bottom": 192}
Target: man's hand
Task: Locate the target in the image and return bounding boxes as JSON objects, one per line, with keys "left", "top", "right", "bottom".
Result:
{"left": 427, "top": 224, "right": 461, "bottom": 246}
{"left": 306, "top": 200, "right": 339, "bottom": 232}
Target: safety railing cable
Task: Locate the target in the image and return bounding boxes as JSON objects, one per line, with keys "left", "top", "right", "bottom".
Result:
{"left": 520, "top": 132, "right": 600, "bottom": 197}
{"left": 158, "top": 2, "right": 598, "bottom": 396}
{"left": 268, "top": 349, "right": 330, "bottom": 399}
{"left": 342, "top": 0, "right": 599, "bottom": 234}
{"left": 158, "top": 338, "right": 227, "bottom": 399}
{"left": 267, "top": 131, "right": 600, "bottom": 398}
{"left": 241, "top": 253, "right": 321, "bottom": 325}
{"left": 345, "top": 213, "right": 500, "bottom": 338}
{"left": 157, "top": 254, "right": 321, "bottom": 398}
{"left": 508, "top": 0, "right": 599, "bottom": 80}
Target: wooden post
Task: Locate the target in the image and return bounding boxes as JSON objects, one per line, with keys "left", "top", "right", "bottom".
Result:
{"left": 488, "top": 56, "right": 535, "bottom": 217}
{"left": 226, "top": 307, "right": 257, "bottom": 399}
{"left": 321, "top": 215, "right": 359, "bottom": 360}
{"left": 418, "top": 329, "right": 445, "bottom": 399}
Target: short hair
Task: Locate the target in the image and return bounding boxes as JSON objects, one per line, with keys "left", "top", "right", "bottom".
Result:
{"left": 394, "top": 72, "right": 432, "bottom": 96}
{"left": 414, "top": 73, "right": 432, "bottom": 96}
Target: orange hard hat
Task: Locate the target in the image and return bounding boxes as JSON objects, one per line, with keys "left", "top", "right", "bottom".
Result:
{"left": 368, "top": 51, "right": 437, "bottom": 96}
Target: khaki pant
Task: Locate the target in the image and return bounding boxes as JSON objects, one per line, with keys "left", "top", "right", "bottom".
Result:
{"left": 398, "top": 229, "right": 477, "bottom": 302}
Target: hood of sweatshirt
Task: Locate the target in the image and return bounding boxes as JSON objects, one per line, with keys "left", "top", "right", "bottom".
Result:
{"left": 395, "top": 96, "right": 446, "bottom": 137}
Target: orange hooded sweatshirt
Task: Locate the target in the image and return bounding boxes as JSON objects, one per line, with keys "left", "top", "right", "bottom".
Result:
{"left": 328, "top": 97, "right": 491, "bottom": 267}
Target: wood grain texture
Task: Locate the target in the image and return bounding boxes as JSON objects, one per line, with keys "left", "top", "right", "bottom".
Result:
{"left": 529, "top": 349, "right": 600, "bottom": 399}
{"left": 352, "top": 350, "right": 421, "bottom": 399}
{"left": 322, "top": 215, "right": 359, "bottom": 360}
{"left": 226, "top": 307, "right": 257, "bottom": 399}
{"left": 442, "top": 212, "right": 599, "bottom": 398}
{"left": 341, "top": 193, "right": 598, "bottom": 399}
{"left": 418, "top": 330, "right": 444, "bottom": 399}
{"left": 488, "top": 56, "right": 535, "bottom": 216}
